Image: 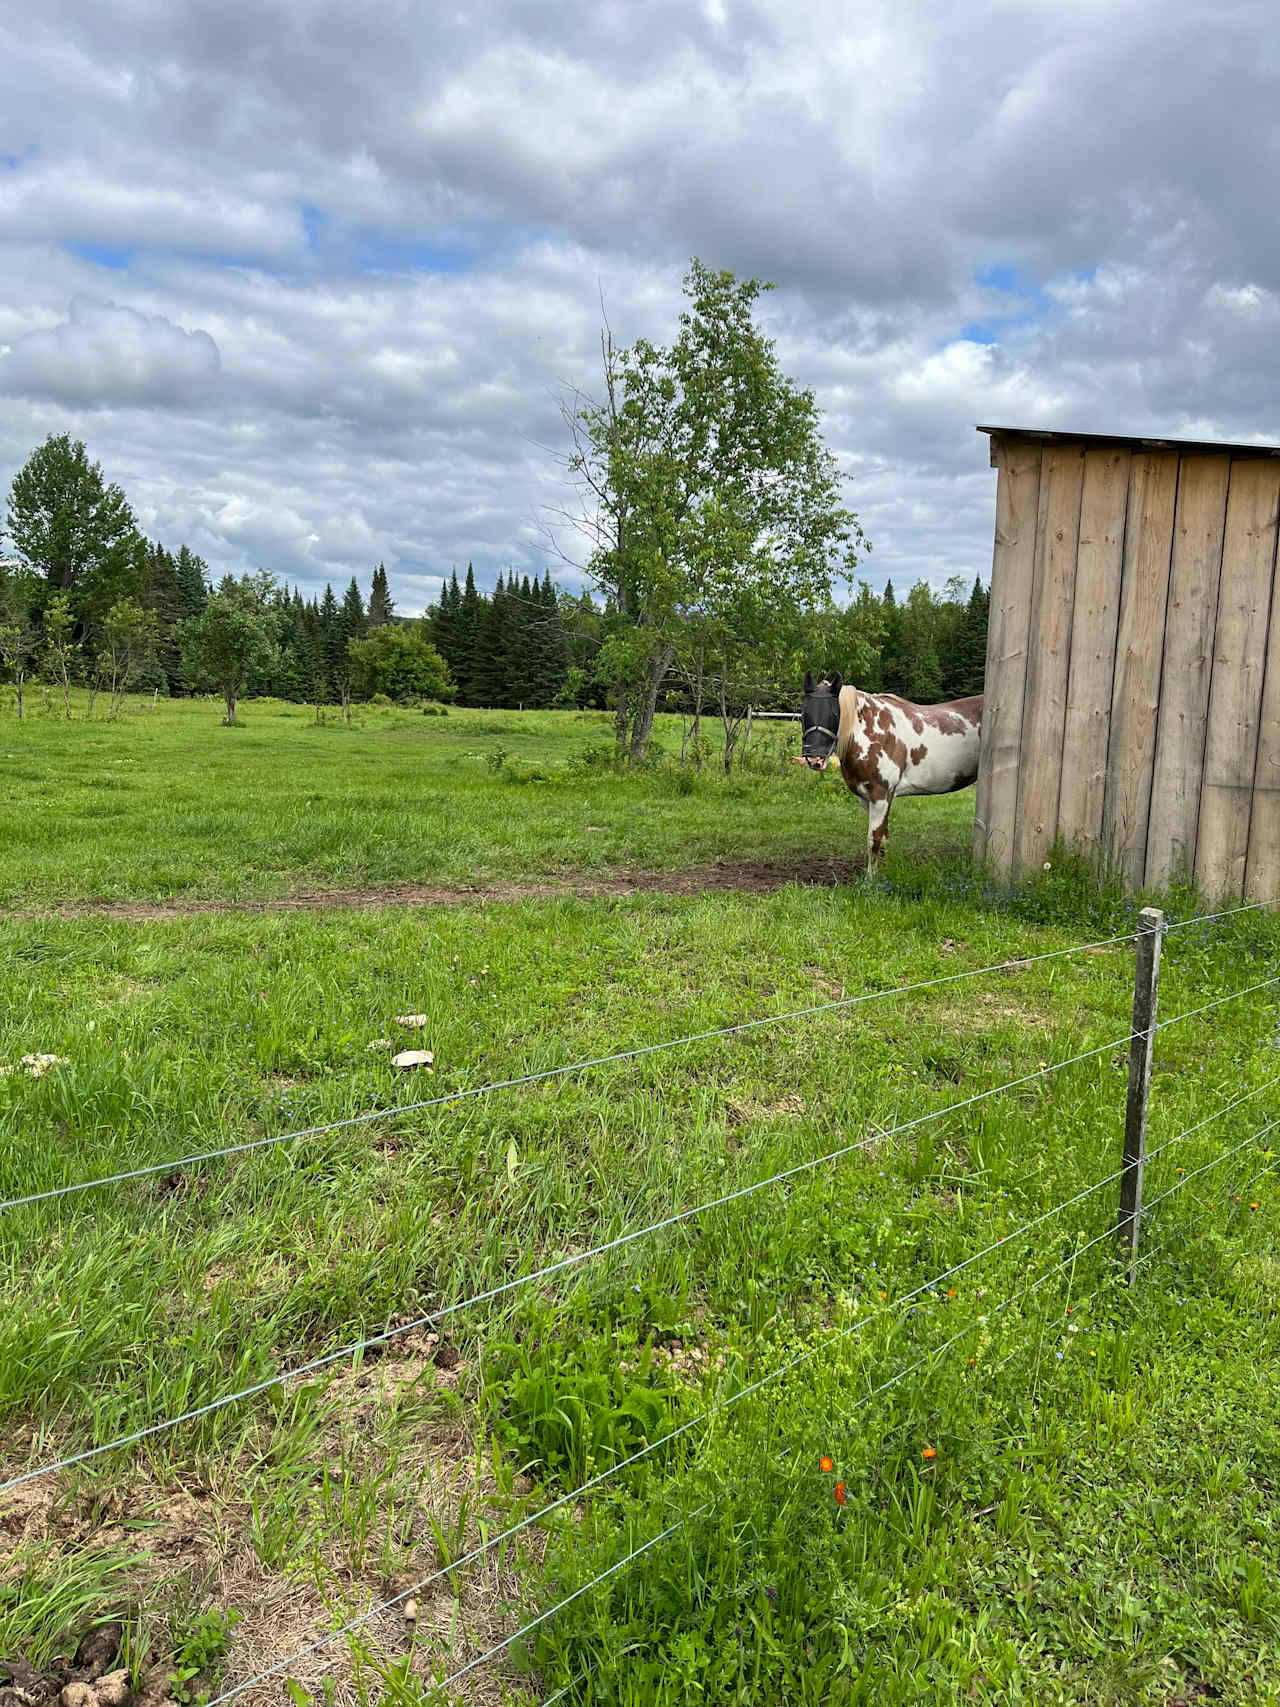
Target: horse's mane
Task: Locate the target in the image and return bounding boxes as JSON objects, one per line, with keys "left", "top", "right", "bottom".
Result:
{"left": 835, "top": 684, "right": 859, "bottom": 763}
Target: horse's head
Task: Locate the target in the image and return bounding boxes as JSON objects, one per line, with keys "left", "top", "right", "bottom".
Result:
{"left": 798, "top": 671, "right": 843, "bottom": 769}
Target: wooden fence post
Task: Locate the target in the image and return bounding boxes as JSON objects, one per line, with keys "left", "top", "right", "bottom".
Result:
{"left": 1116, "top": 905, "right": 1164, "bottom": 1283}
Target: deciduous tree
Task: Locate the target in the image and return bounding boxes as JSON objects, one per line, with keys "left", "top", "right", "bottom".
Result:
{"left": 4, "top": 434, "right": 145, "bottom": 640}
{"left": 348, "top": 623, "right": 452, "bottom": 703}
{"left": 563, "top": 260, "right": 864, "bottom": 762}
{"left": 179, "top": 578, "right": 280, "bottom": 724}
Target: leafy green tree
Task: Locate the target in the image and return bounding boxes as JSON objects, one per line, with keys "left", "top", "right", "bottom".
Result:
{"left": 898, "top": 581, "right": 944, "bottom": 702}
{"left": 4, "top": 434, "right": 145, "bottom": 640}
{"left": 179, "top": 579, "right": 280, "bottom": 723}
{"left": 348, "top": 623, "right": 452, "bottom": 703}
{"left": 41, "top": 591, "right": 79, "bottom": 717}
{"left": 565, "top": 259, "right": 864, "bottom": 762}
{"left": 0, "top": 567, "right": 40, "bottom": 719}
{"left": 97, "top": 597, "right": 159, "bottom": 719}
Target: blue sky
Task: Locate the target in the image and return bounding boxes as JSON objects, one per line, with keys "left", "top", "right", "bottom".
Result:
{"left": 1, "top": 0, "right": 1278, "bottom": 611}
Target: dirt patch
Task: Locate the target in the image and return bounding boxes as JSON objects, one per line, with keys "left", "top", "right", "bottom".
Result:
{"left": 0, "top": 1349, "right": 541, "bottom": 1707}
{"left": 7, "top": 856, "right": 866, "bottom": 923}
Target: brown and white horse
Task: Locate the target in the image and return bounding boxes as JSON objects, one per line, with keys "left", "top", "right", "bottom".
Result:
{"left": 797, "top": 672, "right": 983, "bottom": 872}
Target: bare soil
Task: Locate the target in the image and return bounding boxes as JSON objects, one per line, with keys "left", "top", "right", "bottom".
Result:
{"left": 8, "top": 855, "right": 866, "bottom": 923}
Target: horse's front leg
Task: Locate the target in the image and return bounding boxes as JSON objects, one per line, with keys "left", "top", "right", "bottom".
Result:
{"left": 865, "top": 789, "right": 893, "bottom": 875}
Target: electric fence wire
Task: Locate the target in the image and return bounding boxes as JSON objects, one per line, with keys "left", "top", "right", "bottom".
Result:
{"left": 0, "top": 926, "right": 1146, "bottom": 1216}
{"left": 9, "top": 984, "right": 1279, "bottom": 1498}
{"left": 188, "top": 1097, "right": 1280, "bottom": 1707}
{"left": 0, "top": 1023, "right": 1143, "bottom": 1496}
{"left": 6, "top": 896, "right": 1275, "bottom": 1220}
{"left": 461, "top": 1119, "right": 1280, "bottom": 1707}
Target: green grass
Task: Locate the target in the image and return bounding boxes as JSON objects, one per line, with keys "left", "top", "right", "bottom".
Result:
{"left": 0, "top": 692, "right": 955, "bottom": 906}
{"left": 0, "top": 694, "right": 1278, "bottom": 1705}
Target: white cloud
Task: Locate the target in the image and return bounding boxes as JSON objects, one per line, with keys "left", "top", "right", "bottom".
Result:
{"left": 0, "top": 0, "right": 1277, "bottom": 609}
{"left": 0, "top": 298, "right": 220, "bottom": 408}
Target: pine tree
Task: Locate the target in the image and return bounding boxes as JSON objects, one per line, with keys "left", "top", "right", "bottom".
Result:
{"left": 175, "top": 546, "right": 210, "bottom": 621}
{"left": 455, "top": 564, "right": 483, "bottom": 703}
{"left": 954, "top": 577, "right": 990, "bottom": 696}
{"left": 316, "top": 584, "right": 341, "bottom": 702}
{"left": 368, "top": 563, "right": 394, "bottom": 627}
{"left": 474, "top": 572, "right": 508, "bottom": 706}
{"left": 141, "top": 543, "right": 182, "bottom": 692}
{"left": 536, "top": 569, "right": 569, "bottom": 706}
{"left": 879, "top": 580, "right": 906, "bottom": 694}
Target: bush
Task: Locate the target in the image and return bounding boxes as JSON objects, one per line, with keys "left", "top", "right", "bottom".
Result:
{"left": 348, "top": 624, "right": 452, "bottom": 704}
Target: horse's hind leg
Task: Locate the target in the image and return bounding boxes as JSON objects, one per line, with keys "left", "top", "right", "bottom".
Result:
{"left": 865, "top": 790, "right": 892, "bottom": 875}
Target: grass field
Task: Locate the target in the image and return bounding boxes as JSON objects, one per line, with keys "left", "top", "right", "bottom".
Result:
{"left": 2, "top": 696, "right": 1279, "bottom": 1707}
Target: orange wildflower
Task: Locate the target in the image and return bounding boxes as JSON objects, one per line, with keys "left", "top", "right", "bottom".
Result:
{"left": 819, "top": 1455, "right": 834, "bottom": 1474}
{"left": 922, "top": 1447, "right": 937, "bottom": 1460}
{"left": 834, "top": 1481, "right": 847, "bottom": 1506}
{"left": 946, "top": 1288, "right": 956, "bottom": 1298}
{"left": 1250, "top": 1201, "right": 1260, "bottom": 1211}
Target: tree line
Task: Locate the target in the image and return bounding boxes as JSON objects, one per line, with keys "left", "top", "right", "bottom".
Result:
{"left": 2, "top": 267, "right": 992, "bottom": 738}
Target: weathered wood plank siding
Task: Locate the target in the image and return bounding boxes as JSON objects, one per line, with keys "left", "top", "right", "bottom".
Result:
{"left": 973, "top": 441, "right": 1041, "bottom": 875}
{"left": 1013, "top": 446, "right": 1084, "bottom": 873}
{"left": 1058, "top": 448, "right": 1130, "bottom": 856}
{"left": 1195, "top": 462, "right": 1280, "bottom": 899}
{"left": 1245, "top": 507, "right": 1280, "bottom": 905}
{"left": 1144, "top": 456, "right": 1230, "bottom": 889}
{"left": 1102, "top": 454, "right": 1179, "bottom": 887}
{"left": 979, "top": 428, "right": 1280, "bottom": 904}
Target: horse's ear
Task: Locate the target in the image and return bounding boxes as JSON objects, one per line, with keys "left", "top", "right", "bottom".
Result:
{"left": 803, "top": 671, "right": 815, "bottom": 695}
{"left": 830, "top": 672, "right": 843, "bottom": 697}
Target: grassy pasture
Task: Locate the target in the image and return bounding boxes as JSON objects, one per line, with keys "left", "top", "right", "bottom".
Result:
{"left": 0, "top": 693, "right": 965, "bottom": 907}
{"left": 1, "top": 696, "right": 1279, "bottom": 1706}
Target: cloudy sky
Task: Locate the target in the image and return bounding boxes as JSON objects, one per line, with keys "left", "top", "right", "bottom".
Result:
{"left": 1, "top": 0, "right": 1277, "bottom": 612}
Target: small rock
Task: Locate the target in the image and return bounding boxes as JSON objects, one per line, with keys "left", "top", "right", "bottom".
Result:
{"left": 394, "top": 1014, "right": 429, "bottom": 1029}
{"left": 58, "top": 1686, "right": 94, "bottom": 1707}
{"left": 390, "top": 1050, "right": 435, "bottom": 1071}
{"left": 94, "top": 1674, "right": 132, "bottom": 1707}
{"left": 74, "top": 1627, "right": 122, "bottom": 1681}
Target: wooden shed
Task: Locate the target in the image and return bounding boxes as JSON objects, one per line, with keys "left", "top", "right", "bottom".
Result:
{"left": 973, "top": 425, "right": 1280, "bottom": 902}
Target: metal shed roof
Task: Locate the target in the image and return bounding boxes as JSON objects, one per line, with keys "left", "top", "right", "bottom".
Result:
{"left": 977, "top": 424, "right": 1280, "bottom": 466}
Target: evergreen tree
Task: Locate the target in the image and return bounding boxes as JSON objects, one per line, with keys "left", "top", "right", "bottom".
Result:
{"left": 474, "top": 572, "right": 508, "bottom": 706}
{"left": 317, "top": 583, "right": 340, "bottom": 701}
{"left": 368, "top": 562, "right": 394, "bottom": 627}
{"left": 140, "top": 542, "right": 182, "bottom": 693}
{"left": 428, "top": 569, "right": 461, "bottom": 672}
{"left": 175, "top": 546, "right": 210, "bottom": 621}
{"left": 455, "top": 564, "right": 483, "bottom": 702}
{"left": 953, "top": 577, "right": 990, "bottom": 696}
{"left": 533, "top": 569, "right": 569, "bottom": 707}
{"left": 879, "top": 579, "right": 907, "bottom": 694}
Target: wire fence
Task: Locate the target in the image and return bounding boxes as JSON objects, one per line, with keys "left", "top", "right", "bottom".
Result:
{"left": 2, "top": 895, "right": 1277, "bottom": 1705}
